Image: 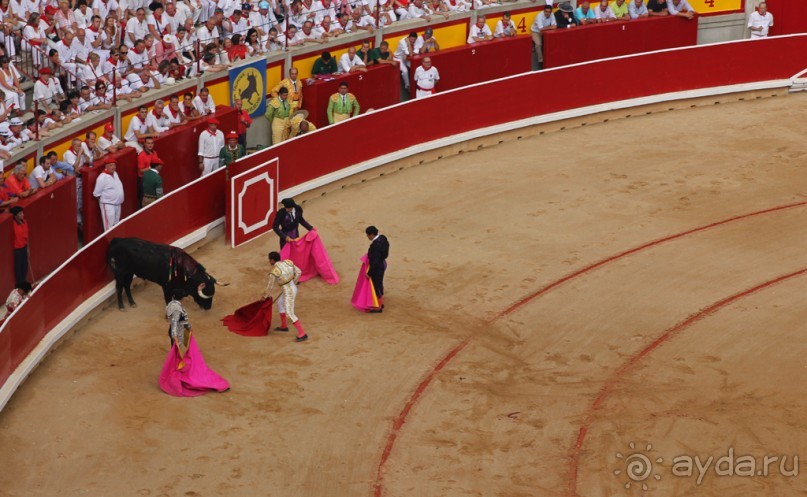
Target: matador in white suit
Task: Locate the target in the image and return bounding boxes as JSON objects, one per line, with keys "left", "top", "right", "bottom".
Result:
{"left": 264, "top": 251, "right": 308, "bottom": 342}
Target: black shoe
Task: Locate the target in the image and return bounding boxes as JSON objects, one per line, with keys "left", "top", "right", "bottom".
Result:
{"left": 295, "top": 334, "right": 309, "bottom": 342}
{"left": 274, "top": 326, "right": 289, "bottom": 332}
{"left": 368, "top": 308, "right": 383, "bottom": 313}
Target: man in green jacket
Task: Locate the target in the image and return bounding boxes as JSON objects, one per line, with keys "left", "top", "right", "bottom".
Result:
{"left": 265, "top": 87, "right": 293, "bottom": 144}
{"left": 142, "top": 159, "right": 164, "bottom": 206}
{"left": 219, "top": 131, "right": 247, "bottom": 166}
{"left": 312, "top": 51, "right": 338, "bottom": 75}
{"left": 327, "top": 81, "right": 360, "bottom": 125}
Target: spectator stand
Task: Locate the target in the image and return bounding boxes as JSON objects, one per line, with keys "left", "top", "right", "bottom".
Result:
{"left": 483, "top": 4, "right": 549, "bottom": 36}
{"left": 290, "top": 30, "right": 377, "bottom": 80}
{"left": 381, "top": 11, "right": 475, "bottom": 52}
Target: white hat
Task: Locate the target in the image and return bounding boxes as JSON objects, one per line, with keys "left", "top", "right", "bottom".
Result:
{"left": 9, "top": 117, "right": 23, "bottom": 126}
{"left": 166, "top": 77, "right": 176, "bottom": 85}
{"left": 163, "top": 34, "right": 175, "bottom": 44}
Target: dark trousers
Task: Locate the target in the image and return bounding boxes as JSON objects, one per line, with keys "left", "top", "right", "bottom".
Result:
{"left": 370, "top": 267, "right": 385, "bottom": 298}
{"left": 238, "top": 133, "right": 247, "bottom": 149}
{"left": 137, "top": 176, "right": 144, "bottom": 208}
{"left": 14, "top": 246, "right": 28, "bottom": 284}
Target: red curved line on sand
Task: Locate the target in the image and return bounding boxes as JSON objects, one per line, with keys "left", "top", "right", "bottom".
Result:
{"left": 373, "top": 199, "right": 807, "bottom": 497}
{"left": 566, "top": 266, "right": 807, "bottom": 496}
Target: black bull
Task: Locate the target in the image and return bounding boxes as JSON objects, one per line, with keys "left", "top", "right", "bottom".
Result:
{"left": 107, "top": 237, "right": 220, "bottom": 310}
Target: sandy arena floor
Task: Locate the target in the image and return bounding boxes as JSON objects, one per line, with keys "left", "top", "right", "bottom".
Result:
{"left": 2, "top": 93, "right": 807, "bottom": 497}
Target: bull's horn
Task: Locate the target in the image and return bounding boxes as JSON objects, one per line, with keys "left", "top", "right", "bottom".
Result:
{"left": 214, "top": 280, "right": 230, "bottom": 286}
{"left": 197, "top": 283, "right": 213, "bottom": 300}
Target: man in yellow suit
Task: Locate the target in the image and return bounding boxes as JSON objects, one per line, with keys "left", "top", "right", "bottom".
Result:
{"left": 290, "top": 110, "right": 317, "bottom": 138}
{"left": 327, "top": 81, "right": 360, "bottom": 125}
{"left": 269, "top": 67, "right": 303, "bottom": 112}
{"left": 265, "top": 87, "right": 292, "bottom": 145}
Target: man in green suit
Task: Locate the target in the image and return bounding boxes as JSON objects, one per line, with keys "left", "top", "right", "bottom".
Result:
{"left": 327, "top": 81, "right": 360, "bottom": 125}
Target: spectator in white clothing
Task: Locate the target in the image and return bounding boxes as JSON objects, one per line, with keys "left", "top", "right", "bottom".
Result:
{"left": 394, "top": 32, "right": 418, "bottom": 90}
{"left": 339, "top": 46, "right": 367, "bottom": 73}
{"left": 98, "top": 123, "right": 125, "bottom": 153}
{"left": 413, "top": 56, "right": 439, "bottom": 98}
{"left": 197, "top": 117, "right": 224, "bottom": 175}
{"left": 125, "top": 7, "right": 149, "bottom": 47}
{"left": 193, "top": 87, "right": 216, "bottom": 115}
{"left": 748, "top": 1, "right": 772, "bottom": 38}
{"left": 595, "top": 0, "right": 617, "bottom": 21}
{"left": 33, "top": 68, "right": 65, "bottom": 110}
{"left": 668, "top": 0, "right": 694, "bottom": 18}
{"left": 628, "top": 0, "right": 648, "bottom": 18}
{"left": 467, "top": 15, "right": 493, "bottom": 44}
{"left": 93, "top": 161, "right": 124, "bottom": 231}
{"left": 29, "top": 156, "right": 58, "bottom": 189}
{"left": 125, "top": 105, "right": 160, "bottom": 151}
{"left": 494, "top": 12, "right": 517, "bottom": 37}
{"left": 145, "top": 99, "right": 171, "bottom": 132}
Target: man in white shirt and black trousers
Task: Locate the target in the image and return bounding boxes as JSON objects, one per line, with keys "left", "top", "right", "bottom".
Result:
{"left": 93, "top": 161, "right": 125, "bottom": 231}
{"left": 198, "top": 117, "right": 225, "bottom": 175}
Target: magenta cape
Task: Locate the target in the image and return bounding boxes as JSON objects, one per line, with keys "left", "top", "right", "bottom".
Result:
{"left": 351, "top": 254, "right": 379, "bottom": 311}
{"left": 280, "top": 229, "right": 339, "bottom": 284}
{"left": 221, "top": 298, "right": 273, "bottom": 337}
{"left": 158, "top": 334, "right": 230, "bottom": 397}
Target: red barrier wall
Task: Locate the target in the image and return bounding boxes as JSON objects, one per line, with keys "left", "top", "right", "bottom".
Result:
{"left": 20, "top": 177, "right": 78, "bottom": 281}
{"left": 408, "top": 36, "right": 533, "bottom": 98}
{"left": 0, "top": 214, "right": 14, "bottom": 299}
{"left": 0, "top": 177, "right": 79, "bottom": 296}
{"left": 542, "top": 16, "right": 698, "bottom": 68}
{"left": 765, "top": 0, "right": 807, "bottom": 36}
{"left": 4, "top": 34, "right": 807, "bottom": 400}
{"left": 302, "top": 65, "right": 401, "bottom": 128}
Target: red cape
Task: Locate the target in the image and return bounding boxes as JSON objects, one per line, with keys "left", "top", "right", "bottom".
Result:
{"left": 221, "top": 298, "right": 273, "bottom": 336}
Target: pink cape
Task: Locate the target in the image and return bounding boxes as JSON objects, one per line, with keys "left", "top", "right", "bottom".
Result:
{"left": 158, "top": 334, "right": 230, "bottom": 397}
{"left": 280, "top": 229, "right": 339, "bottom": 284}
{"left": 221, "top": 298, "right": 273, "bottom": 337}
{"left": 351, "top": 254, "right": 379, "bottom": 311}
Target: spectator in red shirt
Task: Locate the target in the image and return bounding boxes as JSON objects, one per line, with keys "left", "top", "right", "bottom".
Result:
{"left": 5, "top": 163, "right": 36, "bottom": 198}
{"left": 234, "top": 97, "right": 252, "bottom": 148}
{"left": 225, "top": 34, "right": 249, "bottom": 62}
{"left": 0, "top": 182, "right": 18, "bottom": 211}
{"left": 10, "top": 205, "right": 29, "bottom": 285}
{"left": 137, "top": 136, "right": 161, "bottom": 208}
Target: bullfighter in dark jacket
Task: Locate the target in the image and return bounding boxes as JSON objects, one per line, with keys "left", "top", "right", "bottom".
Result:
{"left": 365, "top": 225, "right": 389, "bottom": 313}
{"left": 272, "top": 198, "right": 314, "bottom": 249}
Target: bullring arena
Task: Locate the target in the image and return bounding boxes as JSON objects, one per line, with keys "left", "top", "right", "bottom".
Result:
{"left": 3, "top": 82, "right": 807, "bottom": 496}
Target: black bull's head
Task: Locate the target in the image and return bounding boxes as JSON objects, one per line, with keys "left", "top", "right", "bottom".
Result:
{"left": 191, "top": 274, "right": 217, "bottom": 310}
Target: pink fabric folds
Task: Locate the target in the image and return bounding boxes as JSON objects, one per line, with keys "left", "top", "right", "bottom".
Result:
{"left": 351, "top": 254, "right": 379, "bottom": 312}
{"left": 158, "top": 334, "right": 230, "bottom": 397}
{"left": 221, "top": 298, "right": 273, "bottom": 337}
{"left": 279, "top": 229, "right": 339, "bottom": 284}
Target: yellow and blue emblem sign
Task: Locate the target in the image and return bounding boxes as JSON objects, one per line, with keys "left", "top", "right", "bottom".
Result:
{"left": 230, "top": 59, "right": 266, "bottom": 118}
